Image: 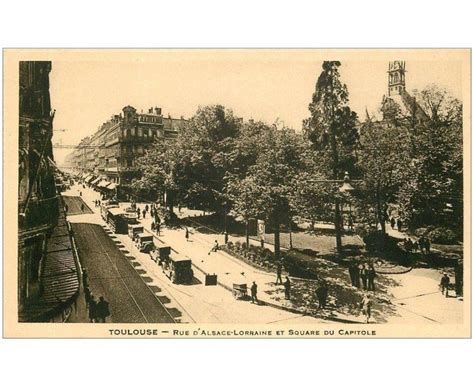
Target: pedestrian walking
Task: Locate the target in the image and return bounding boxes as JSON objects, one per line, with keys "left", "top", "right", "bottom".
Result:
{"left": 360, "top": 263, "right": 368, "bottom": 290}
{"left": 390, "top": 217, "right": 396, "bottom": 229}
{"left": 80, "top": 203, "right": 85, "bottom": 213}
{"left": 424, "top": 238, "right": 431, "bottom": 253}
{"left": 185, "top": 227, "right": 190, "bottom": 242}
{"left": 84, "top": 285, "right": 91, "bottom": 308}
{"left": 397, "top": 219, "right": 402, "bottom": 231}
{"left": 208, "top": 240, "right": 219, "bottom": 255}
{"left": 275, "top": 262, "right": 283, "bottom": 285}
{"left": 82, "top": 267, "right": 89, "bottom": 288}
{"left": 348, "top": 215, "right": 354, "bottom": 231}
{"left": 143, "top": 209, "right": 147, "bottom": 219}
{"left": 418, "top": 237, "right": 425, "bottom": 253}
{"left": 151, "top": 221, "right": 156, "bottom": 232}
{"left": 79, "top": 191, "right": 82, "bottom": 197}
{"left": 283, "top": 276, "right": 291, "bottom": 299}
{"left": 315, "top": 281, "right": 329, "bottom": 309}
{"left": 156, "top": 223, "right": 160, "bottom": 236}
{"left": 95, "top": 296, "right": 110, "bottom": 323}
{"left": 367, "top": 264, "right": 377, "bottom": 291}
{"left": 440, "top": 273, "right": 450, "bottom": 297}
{"left": 360, "top": 294, "right": 372, "bottom": 323}
{"left": 145, "top": 204, "right": 149, "bottom": 212}
{"left": 250, "top": 281, "right": 258, "bottom": 304}
{"left": 88, "top": 295, "right": 97, "bottom": 323}
{"left": 413, "top": 240, "right": 419, "bottom": 253}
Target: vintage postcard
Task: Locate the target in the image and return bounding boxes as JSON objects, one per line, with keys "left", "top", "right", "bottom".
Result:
{"left": 3, "top": 49, "right": 471, "bottom": 338}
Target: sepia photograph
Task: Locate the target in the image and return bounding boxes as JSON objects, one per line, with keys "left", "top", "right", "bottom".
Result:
{"left": 3, "top": 49, "right": 471, "bottom": 338}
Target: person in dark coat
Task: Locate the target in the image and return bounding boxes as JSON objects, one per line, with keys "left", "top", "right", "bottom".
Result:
{"left": 354, "top": 263, "right": 361, "bottom": 288}
{"left": 283, "top": 277, "right": 291, "bottom": 299}
{"left": 367, "top": 265, "right": 377, "bottom": 291}
{"left": 275, "top": 262, "right": 283, "bottom": 285}
{"left": 397, "top": 219, "right": 402, "bottom": 231}
{"left": 425, "top": 238, "right": 431, "bottom": 253}
{"left": 95, "top": 296, "right": 110, "bottom": 323}
{"left": 250, "top": 282, "right": 258, "bottom": 304}
{"left": 390, "top": 217, "right": 396, "bottom": 229}
{"left": 185, "top": 227, "right": 190, "bottom": 241}
{"left": 418, "top": 237, "right": 425, "bottom": 253}
{"left": 440, "top": 273, "right": 450, "bottom": 297}
{"left": 84, "top": 285, "right": 91, "bottom": 308}
{"left": 315, "top": 281, "right": 329, "bottom": 309}
{"left": 348, "top": 262, "right": 357, "bottom": 287}
{"left": 360, "top": 264, "right": 368, "bottom": 290}
{"left": 88, "top": 295, "right": 97, "bottom": 323}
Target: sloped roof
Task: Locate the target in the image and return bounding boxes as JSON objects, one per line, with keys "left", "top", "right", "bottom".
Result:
{"left": 382, "top": 90, "right": 429, "bottom": 122}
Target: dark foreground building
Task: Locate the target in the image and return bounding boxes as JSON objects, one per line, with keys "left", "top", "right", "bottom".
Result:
{"left": 18, "top": 61, "right": 80, "bottom": 322}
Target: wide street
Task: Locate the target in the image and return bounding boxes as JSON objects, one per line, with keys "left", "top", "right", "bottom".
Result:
{"left": 65, "top": 184, "right": 328, "bottom": 324}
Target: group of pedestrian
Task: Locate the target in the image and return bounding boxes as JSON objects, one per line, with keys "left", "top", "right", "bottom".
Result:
{"left": 82, "top": 267, "right": 111, "bottom": 323}
{"left": 348, "top": 262, "right": 377, "bottom": 291}
{"left": 94, "top": 199, "right": 101, "bottom": 207}
{"left": 389, "top": 217, "right": 403, "bottom": 231}
{"left": 403, "top": 236, "right": 430, "bottom": 253}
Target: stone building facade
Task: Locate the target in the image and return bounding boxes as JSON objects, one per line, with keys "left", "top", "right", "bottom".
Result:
{"left": 18, "top": 61, "right": 80, "bottom": 322}
{"left": 68, "top": 106, "right": 186, "bottom": 197}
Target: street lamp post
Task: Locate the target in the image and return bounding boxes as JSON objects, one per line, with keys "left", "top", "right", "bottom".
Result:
{"left": 309, "top": 171, "right": 358, "bottom": 255}
{"left": 223, "top": 201, "right": 229, "bottom": 244}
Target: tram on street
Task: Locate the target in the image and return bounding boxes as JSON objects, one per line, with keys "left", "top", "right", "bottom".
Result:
{"left": 107, "top": 208, "right": 137, "bottom": 234}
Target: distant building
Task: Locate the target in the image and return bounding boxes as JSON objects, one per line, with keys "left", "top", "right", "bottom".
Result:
{"left": 18, "top": 61, "right": 80, "bottom": 322}
{"left": 66, "top": 106, "right": 186, "bottom": 197}
{"left": 379, "top": 61, "right": 429, "bottom": 123}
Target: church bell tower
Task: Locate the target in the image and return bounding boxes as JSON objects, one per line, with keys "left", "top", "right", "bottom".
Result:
{"left": 388, "top": 61, "right": 406, "bottom": 96}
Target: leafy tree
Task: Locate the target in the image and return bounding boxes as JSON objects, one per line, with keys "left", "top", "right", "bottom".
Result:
{"left": 356, "top": 121, "right": 411, "bottom": 233}
{"left": 398, "top": 86, "right": 463, "bottom": 231}
{"left": 174, "top": 105, "right": 242, "bottom": 213}
{"left": 227, "top": 124, "right": 305, "bottom": 261}
{"left": 303, "top": 61, "right": 359, "bottom": 252}
{"left": 133, "top": 137, "right": 180, "bottom": 212}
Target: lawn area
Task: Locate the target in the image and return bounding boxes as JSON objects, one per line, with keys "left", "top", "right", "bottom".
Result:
{"left": 251, "top": 231, "right": 364, "bottom": 256}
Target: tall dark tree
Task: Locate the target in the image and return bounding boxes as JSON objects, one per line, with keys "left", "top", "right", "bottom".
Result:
{"left": 303, "top": 61, "right": 359, "bottom": 253}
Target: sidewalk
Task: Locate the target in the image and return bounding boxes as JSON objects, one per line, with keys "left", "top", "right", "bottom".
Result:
{"left": 139, "top": 213, "right": 362, "bottom": 323}
{"left": 68, "top": 186, "right": 327, "bottom": 324}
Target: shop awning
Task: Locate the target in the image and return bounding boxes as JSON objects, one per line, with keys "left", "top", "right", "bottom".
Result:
{"left": 97, "top": 180, "right": 110, "bottom": 188}
{"left": 106, "top": 182, "right": 118, "bottom": 190}
{"left": 85, "top": 176, "right": 96, "bottom": 183}
{"left": 91, "top": 177, "right": 101, "bottom": 185}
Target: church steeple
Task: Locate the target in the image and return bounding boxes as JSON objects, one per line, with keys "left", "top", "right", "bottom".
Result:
{"left": 388, "top": 61, "right": 406, "bottom": 96}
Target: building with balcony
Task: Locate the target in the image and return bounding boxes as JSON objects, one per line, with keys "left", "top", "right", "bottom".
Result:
{"left": 66, "top": 105, "right": 186, "bottom": 197}
{"left": 18, "top": 61, "right": 80, "bottom": 322}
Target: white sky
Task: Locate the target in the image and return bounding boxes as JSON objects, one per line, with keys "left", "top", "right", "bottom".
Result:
{"left": 50, "top": 51, "right": 463, "bottom": 164}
